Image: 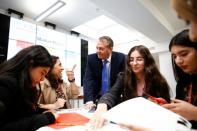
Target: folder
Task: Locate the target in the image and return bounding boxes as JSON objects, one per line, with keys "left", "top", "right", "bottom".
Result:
{"left": 48, "top": 112, "right": 89, "bottom": 129}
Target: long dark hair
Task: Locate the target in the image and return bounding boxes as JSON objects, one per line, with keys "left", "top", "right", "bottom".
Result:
{"left": 45, "top": 55, "right": 63, "bottom": 89}
{"left": 123, "top": 45, "right": 170, "bottom": 102}
{"left": 0, "top": 45, "right": 52, "bottom": 106}
{"left": 169, "top": 29, "right": 197, "bottom": 87}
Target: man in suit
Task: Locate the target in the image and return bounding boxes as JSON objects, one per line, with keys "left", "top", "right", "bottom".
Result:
{"left": 83, "top": 36, "right": 125, "bottom": 109}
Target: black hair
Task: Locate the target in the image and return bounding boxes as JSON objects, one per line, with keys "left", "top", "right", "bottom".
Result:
{"left": 0, "top": 45, "right": 52, "bottom": 108}
{"left": 169, "top": 29, "right": 197, "bottom": 82}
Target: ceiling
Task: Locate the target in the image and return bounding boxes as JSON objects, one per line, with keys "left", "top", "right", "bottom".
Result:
{"left": 0, "top": 0, "right": 187, "bottom": 50}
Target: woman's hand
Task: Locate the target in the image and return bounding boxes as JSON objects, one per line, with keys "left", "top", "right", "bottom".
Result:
{"left": 39, "top": 98, "right": 65, "bottom": 110}
{"left": 88, "top": 103, "right": 108, "bottom": 129}
{"left": 66, "top": 64, "right": 76, "bottom": 81}
{"left": 85, "top": 101, "right": 96, "bottom": 110}
{"left": 162, "top": 99, "right": 197, "bottom": 120}
{"left": 54, "top": 98, "right": 66, "bottom": 109}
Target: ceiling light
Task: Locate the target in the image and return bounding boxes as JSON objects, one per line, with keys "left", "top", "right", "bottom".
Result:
{"left": 35, "top": 0, "right": 65, "bottom": 22}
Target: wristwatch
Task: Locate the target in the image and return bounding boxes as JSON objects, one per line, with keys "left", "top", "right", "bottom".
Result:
{"left": 68, "top": 78, "right": 75, "bottom": 83}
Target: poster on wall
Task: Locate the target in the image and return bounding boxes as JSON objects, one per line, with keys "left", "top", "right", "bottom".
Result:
{"left": 7, "top": 18, "right": 81, "bottom": 87}
{"left": 7, "top": 17, "right": 36, "bottom": 59}
{"left": 36, "top": 26, "right": 68, "bottom": 80}
{"left": 9, "top": 17, "right": 36, "bottom": 43}
{"left": 7, "top": 39, "right": 34, "bottom": 59}
{"left": 36, "top": 26, "right": 66, "bottom": 50}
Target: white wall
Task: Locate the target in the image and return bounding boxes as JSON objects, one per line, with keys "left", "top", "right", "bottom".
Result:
{"left": 158, "top": 51, "right": 176, "bottom": 98}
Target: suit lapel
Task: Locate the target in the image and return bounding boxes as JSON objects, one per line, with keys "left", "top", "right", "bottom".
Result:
{"left": 110, "top": 52, "right": 116, "bottom": 77}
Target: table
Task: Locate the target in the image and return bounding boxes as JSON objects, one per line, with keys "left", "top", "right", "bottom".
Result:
{"left": 37, "top": 108, "right": 128, "bottom": 131}
{"left": 37, "top": 108, "right": 197, "bottom": 131}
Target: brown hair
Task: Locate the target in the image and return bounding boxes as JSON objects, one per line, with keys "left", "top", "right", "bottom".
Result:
{"left": 123, "top": 45, "right": 171, "bottom": 102}
{"left": 171, "top": 0, "right": 197, "bottom": 17}
{"left": 99, "top": 36, "right": 114, "bottom": 48}
{"left": 45, "top": 55, "right": 63, "bottom": 89}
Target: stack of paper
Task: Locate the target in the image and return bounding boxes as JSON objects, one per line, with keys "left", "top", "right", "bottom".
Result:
{"left": 102, "top": 97, "right": 191, "bottom": 131}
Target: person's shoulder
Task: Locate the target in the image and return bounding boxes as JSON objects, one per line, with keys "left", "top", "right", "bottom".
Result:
{"left": 112, "top": 51, "right": 125, "bottom": 57}
{"left": 87, "top": 53, "right": 100, "bottom": 61}
{"left": 40, "top": 78, "right": 51, "bottom": 88}
{"left": 0, "top": 73, "right": 17, "bottom": 83}
{"left": 112, "top": 51, "right": 126, "bottom": 61}
{"left": 0, "top": 73, "right": 18, "bottom": 90}
{"left": 88, "top": 53, "right": 97, "bottom": 58}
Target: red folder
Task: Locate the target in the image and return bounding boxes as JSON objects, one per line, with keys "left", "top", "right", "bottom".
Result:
{"left": 48, "top": 112, "right": 89, "bottom": 129}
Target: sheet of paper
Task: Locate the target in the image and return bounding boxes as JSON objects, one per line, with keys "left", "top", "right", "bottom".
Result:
{"left": 102, "top": 97, "right": 191, "bottom": 131}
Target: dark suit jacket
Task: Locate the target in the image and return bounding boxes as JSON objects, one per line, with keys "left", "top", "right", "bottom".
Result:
{"left": 83, "top": 51, "right": 125, "bottom": 103}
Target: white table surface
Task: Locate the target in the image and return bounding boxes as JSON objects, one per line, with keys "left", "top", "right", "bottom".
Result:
{"left": 37, "top": 108, "right": 197, "bottom": 131}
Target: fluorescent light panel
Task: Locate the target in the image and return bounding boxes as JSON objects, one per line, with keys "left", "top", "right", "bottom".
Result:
{"left": 35, "top": 1, "right": 65, "bottom": 22}
{"left": 72, "top": 15, "right": 157, "bottom": 54}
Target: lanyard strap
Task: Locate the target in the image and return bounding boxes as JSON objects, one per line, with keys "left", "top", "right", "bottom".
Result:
{"left": 187, "top": 83, "right": 192, "bottom": 103}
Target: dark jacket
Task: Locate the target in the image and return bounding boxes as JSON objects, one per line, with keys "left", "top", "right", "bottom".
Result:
{"left": 99, "top": 73, "right": 171, "bottom": 109}
{"left": 0, "top": 73, "right": 55, "bottom": 131}
{"left": 176, "top": 75, "right": 197, "bottom": 129}
{"left": 83, "top": 51, "right": 125, "bottom": 103}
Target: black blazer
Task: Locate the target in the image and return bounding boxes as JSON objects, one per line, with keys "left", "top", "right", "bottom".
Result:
{"left": 83, "top": 51, "right": 125, "bottom": 103}
{"left": 0, "top": 73, "right": 55, "bottom": 131}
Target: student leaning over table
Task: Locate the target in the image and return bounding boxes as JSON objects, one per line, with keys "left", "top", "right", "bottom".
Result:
{"left": 163, "top": 29, "right": 197, "bottom": 129}
{"left": 37, "top": 55, "right": 79, "bottom": 110}
{"left": 89, "top": 45, "right": 171, "bottom": 129}
{"left": 171, "top": 0, "right": 197, "bottom": 42}
{"left": 0, "top": 45, "right": 58, "bottom": 131}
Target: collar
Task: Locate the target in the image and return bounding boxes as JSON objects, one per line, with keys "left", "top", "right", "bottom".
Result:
{"left": 42, "top": 78, "right": 51, "bottom": 87}
{"left": 102, "top": 53, "right": 112, "bottom": 63}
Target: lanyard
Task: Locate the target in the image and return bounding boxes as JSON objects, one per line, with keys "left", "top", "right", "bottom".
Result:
{"left": 187, "top": 83, "right": 192, "bottom": 103}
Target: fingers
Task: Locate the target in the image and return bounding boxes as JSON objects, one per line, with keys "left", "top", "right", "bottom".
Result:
{"left": 85, "top": 103, "right": 96, "bottom": 110}
{"left": 56, "top": 98, "right": 66, "bottom": 108}
{"left": 97, "top": 118, "right": 105, "bottom": 128}
{"left": 162, "top": 103, "right": 175, "bottom": 109}
{"left": 66, "top": 65, "right": 75, "bottom": 79}
{"left": 88, "top": 104, "right": 108, "bottom": 130}
{"left": 71, "top": 64, "right": 76, "bottom": 71}
{"left": 172, "top": 99, "right": 184, "bottom": 103}
{"left": 89, "top": 113, "right": 105, "bottom": 129}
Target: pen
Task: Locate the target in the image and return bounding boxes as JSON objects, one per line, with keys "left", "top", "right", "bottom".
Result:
{"left": 110, "top": 121, "right": 117, "bottom": 124}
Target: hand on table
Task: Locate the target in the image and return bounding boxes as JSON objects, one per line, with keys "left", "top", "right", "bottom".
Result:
{"left": 85, "top": 101, "right": 96, "bottom": 110}
{"left": 54, "top": 98, "right": 66, "bottom": 109}
{"left": 88, "top": 103, "right": 108, "bottom": 129}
